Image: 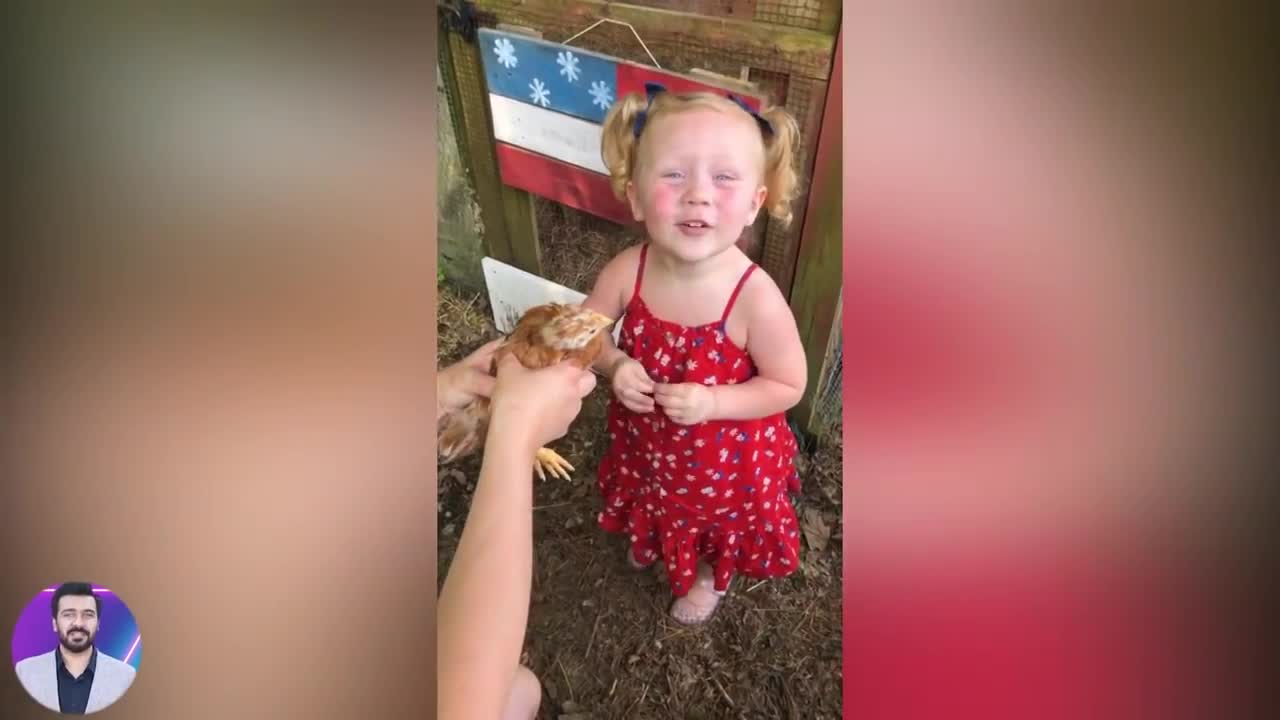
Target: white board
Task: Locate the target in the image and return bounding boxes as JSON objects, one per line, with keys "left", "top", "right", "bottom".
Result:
{"left": 487, "top": 94, "right": 608, "bottom": 175}
{"left": 481, "top": 256, "right": 623, "bottom": 344}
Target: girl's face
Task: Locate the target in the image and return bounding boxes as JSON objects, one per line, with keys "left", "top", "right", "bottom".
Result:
{"left": 627, "top": 106, "right": 768, "bottom": 264}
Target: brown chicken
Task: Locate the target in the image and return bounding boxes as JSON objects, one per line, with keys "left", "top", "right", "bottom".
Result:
{"left": 438, "top": 303, "right": 616, "bottom": 480}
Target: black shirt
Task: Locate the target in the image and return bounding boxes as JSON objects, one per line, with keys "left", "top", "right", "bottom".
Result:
{"left": 55, "top": 645, "right": 97, "bottom": 714}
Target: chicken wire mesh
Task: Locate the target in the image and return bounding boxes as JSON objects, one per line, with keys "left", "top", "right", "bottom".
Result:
{"left": 753, "top": 0, "right": 828, "bottom": 31}
{"left": 438, "top": 35, "right": 471, "bottom": 190}
{"left": 811, "top": 303, "right": 843, "bottom": 443}
{"left": 611, "top": 1, "right": 834, "bottom": 31}
{"left": 442, "top": 27, "right": 506, "bottom": 246}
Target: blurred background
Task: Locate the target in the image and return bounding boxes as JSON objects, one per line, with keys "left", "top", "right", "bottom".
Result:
{"left": 840, "top": 2, "right": 1273, "bottom": 719}
{"left": 4, "top": 5, "right": 441, "bottom": 719}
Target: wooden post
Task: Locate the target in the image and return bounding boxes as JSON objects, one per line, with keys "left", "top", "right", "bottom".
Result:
{"left": 441, "top": 20, "right": 542, "bottom": 275}
{"left": 787, "top": 26, "right": 842, "bottom": 433}
{"left": 501, "top": 188, "right": 541, "bottom": 273}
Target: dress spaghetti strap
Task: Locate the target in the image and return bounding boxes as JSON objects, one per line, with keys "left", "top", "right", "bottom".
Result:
{"left": 721, "top": 264, "right": 758, "bottom": 324}
{"left": 632, "top": 243, "right": 649, "bottom": 299}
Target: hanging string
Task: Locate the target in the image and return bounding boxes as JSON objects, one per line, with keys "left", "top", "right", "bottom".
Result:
{"left": 562, "top": 18, "right": 662, "bottom": 70}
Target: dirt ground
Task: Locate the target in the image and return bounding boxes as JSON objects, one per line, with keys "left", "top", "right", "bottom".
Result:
{"left": 436, "top": 276, "right": 844, "bottom": 719}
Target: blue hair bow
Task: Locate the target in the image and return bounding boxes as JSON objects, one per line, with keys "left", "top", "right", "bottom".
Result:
{"left": 632, "top": 81, "right": 774, "bottom": 138}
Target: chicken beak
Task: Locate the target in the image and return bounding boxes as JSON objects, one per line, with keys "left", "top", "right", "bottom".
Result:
{"left": 584, "top": 310, "right": 616, "bottom": 335}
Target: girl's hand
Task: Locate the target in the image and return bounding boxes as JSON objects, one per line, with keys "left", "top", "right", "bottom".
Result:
{"left": 654, "top": 382, "right": 717, "bottom": 425}
{"left": 611, "top": 357, "right": 656, "bottom": 413}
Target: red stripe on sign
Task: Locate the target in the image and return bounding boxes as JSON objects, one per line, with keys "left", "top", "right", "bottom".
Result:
{"left": 616, "top": 64, "right": 763, "bottom": 111}
{"left": 495, "top": 143, "right": 634, "bottom": 226}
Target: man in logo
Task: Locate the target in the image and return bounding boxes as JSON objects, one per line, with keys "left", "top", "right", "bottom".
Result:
{"left": 14, "top": 582, "right": 137, "bottom": 714}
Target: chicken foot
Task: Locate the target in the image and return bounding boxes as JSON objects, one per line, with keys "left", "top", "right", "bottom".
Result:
{"left": 533, "top": 447, "right": 575, "bottom": 481}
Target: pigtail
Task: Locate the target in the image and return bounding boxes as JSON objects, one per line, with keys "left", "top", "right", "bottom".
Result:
{"left": 600, "top": 92, "right": 650, "bottom": 201}
{"left": 758, "top": 105, "right": 801, "bottom": 227}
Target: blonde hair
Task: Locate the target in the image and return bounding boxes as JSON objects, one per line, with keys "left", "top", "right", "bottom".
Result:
{"left": 600, "top": 89, "right": 802, "bottom": 226}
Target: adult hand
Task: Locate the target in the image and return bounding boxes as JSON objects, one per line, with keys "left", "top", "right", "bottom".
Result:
{"left": 490, "top": 354, "right": 597, "bottom": 452}
{"left": 437, "top": 339, "right": 502, "bottom": 416}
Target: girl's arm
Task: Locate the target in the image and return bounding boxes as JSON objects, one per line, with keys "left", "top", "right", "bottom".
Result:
{"left": 708, "top": 277, "right": 808, "bottom": 420}
{"left": 581, "top": 246, "right": 640, "bottom": 377}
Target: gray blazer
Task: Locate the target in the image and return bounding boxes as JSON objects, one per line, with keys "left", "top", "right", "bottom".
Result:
{"left": 14, "top": 649, "right": 137, "bottom": 714}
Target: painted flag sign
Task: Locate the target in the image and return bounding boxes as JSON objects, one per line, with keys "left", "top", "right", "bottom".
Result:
{"left": 477, "top": 27, "right": 764, "bottom": 225}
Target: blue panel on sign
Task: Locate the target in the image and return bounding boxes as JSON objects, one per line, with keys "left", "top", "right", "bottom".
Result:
{"left": 478, "top": 28, "right": 619, "bottom": 124}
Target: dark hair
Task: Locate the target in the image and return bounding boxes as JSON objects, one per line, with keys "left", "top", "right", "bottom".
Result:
{"left": 51, "top": 582, "right": 101, "bottom": 618}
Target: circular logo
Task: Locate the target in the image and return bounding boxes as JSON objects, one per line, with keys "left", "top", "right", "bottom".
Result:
{"left": 11, "top": 582, "right": 141, "bottom": 714}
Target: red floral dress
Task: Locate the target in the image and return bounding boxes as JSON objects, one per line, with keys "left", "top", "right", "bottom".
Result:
{"left": 597, "top": 244, "right": 802, "bottom": 598}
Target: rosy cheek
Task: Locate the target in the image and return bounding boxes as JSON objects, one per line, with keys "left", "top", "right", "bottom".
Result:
{"left": 645, "top": 184, "right": 680, "bottom": 217}
{"left": 717, "top": 187, "right": 752, "bottom": 213}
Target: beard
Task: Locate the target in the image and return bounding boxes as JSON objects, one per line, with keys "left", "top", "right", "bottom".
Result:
{"left": 59, "top": 628, "right": 94, "bottom": 652}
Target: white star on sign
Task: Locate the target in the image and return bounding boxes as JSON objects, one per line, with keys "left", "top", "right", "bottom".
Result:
{"left": 556, "top": 50, "right": 581, "bottom": 82}
{"left": 493, "top": 37, "right": 517, "bottom": 69}
{"left": 589, "top": 80, "right": 613, "bottom": 109}
{"left": 528, "top": 78, "right": 550, "bottom": 107}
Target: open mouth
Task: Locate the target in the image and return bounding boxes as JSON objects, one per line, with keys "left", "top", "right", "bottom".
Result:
{"left": 676, "top": 220, "right": 714, "bottom": 237}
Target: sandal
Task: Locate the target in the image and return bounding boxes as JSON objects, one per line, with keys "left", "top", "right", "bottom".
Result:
{"left": 669, "top": 562, "right": 725, "bottom": 626}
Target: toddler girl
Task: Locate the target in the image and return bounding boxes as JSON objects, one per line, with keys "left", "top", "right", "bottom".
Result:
{"left": 583, "top": 83, "right": 808, "bottom": 625}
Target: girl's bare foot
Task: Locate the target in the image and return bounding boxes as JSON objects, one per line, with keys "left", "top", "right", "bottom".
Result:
{"left": 500, "top": 665, "right": 541, "bottom": 720}
{"left": 670, "top": 561, "right": 725, "bottom": 625}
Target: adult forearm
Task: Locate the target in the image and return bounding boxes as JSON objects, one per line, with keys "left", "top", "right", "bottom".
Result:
{"left": 710, "top": 377, "right": 804, "bottom": 421}
{"left": 437, "top": 422, "right": 536, "bottom": 719}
